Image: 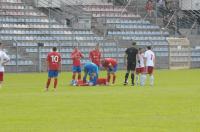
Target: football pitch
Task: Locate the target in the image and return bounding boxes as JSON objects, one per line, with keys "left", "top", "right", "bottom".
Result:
{"left": 0, "top": 69, "right": 200, "bottom": 132}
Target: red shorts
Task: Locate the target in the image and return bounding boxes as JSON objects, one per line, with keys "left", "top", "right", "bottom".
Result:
{"left": 0, "top": 72, "right": 3, "bottom": 81}
{"left": 136, "top": 67, "right": 145, "bottom": 74}
{"left": 146, "top": 66, "right": 154, "bottom": 74}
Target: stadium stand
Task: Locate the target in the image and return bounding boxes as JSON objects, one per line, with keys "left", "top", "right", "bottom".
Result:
{"left": 1, "top": 0, "right": 199, "bottom": 72}
{"left": 0, "top": 0, "right": 122, "bottom": 72}
{"left": 83, "top": 2, "right": 169, "bottom": 68}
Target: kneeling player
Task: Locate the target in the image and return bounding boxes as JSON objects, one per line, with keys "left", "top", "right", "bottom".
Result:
{"left": 46, "top": 47, "right": 61, "bottom": 91}
{"left": 135, "top": 48, "right": 145, "bottom": 85}
{"left": 101, "top": 58, "right": 118, "bottom": 85}
{"left": 83, "top": 62, "right": 99, "bottom": 86}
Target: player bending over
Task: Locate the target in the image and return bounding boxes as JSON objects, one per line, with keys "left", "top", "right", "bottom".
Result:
{"left": 70, "top": 46, "right": 84, "bottom": 85}
{"left": 101, "top": 58, "right": 118, "bottom": 85}
{"left": 0, "top": 42, "right": 10, "bottom": 88}
{"left": 83, "top": 62, "right": 99, "bottom": 86}
{"left": 141, "top": 46, "right": 155, "bottom": 86}
{"left": 135, "top": 48, "right": 145, "bottom": 86}
{"left": 46, "top": 47, "right": 61, "bottom": 91}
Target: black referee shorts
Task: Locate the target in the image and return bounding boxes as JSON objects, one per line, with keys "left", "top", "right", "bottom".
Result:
{"left": 127, "top": 61, "right": 136, "bottom": 71}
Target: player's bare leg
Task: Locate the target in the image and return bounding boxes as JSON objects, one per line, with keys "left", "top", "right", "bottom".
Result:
{"left": 71, "top": 72, "right": 77, "bottom": 85}
{"left": 54, "top": 78, "right": 58, "bottom": 91}
{"left": 78, "top": 72, "right": 81, "bottom": 80}
{"left": 107, "top": 72, "right": 111, "bottom": 84}
{"left": 46, "top": 78, "right": 51, "bottom": 91}
{"left": 72, "top": 72, "right": 76, "bottom": 80}
{"left": 112, "top": 73, "right": 116, "bottom": 84}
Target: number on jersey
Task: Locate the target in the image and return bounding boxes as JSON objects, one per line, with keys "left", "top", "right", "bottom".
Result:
{"left": 51, "top": 55, "right": 59, "bottom": 63}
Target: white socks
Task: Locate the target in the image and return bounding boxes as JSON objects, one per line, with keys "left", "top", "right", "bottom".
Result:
{"left": 135, "top": 74, "right": 139, "bottom": 85}
{"left": 140, "top": 74, "right": 154, "bottom": 86}
{"left": 150, "top": 75, "right": 154, "bottom": 86}
{"left": 140, "top": 74, "right": 147, "bottom": 86}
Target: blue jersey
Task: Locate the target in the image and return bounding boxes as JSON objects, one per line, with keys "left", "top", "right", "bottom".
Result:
{"left": 83, "top": 62, "right": 99, "bottom": 85}
{"left": 84, "top": 62, "right": 99, "bottom": 75}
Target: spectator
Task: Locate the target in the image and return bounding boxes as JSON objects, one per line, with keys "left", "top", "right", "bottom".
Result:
{"left": 145, "top": 0, "right": 153, "bottom": 17}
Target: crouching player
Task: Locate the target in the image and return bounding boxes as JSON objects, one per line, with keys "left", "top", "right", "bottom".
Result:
{"left": 135, "top": 48, "right": 145, "bottom": 86}
{"left": 82, "top": 62, "right": 99, "bottom": 86}
{"left": 72, "top": 62, "right": 108, "bottom": 86}
{"left": 46, "top": 47, "right": 61, "bottom": 91}
{"left": 101, "top": 58, "right": 118, "bottom": 85}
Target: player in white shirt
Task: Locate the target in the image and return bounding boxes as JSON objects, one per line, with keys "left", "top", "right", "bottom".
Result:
{"left": 141, "top": 46, "right": 155, "bottom": 86}
{"left": 0, "top": 43, "right": 10, "bottom": 87}
{"left": 135, "top": 48, "right": 145, "bottom": 85}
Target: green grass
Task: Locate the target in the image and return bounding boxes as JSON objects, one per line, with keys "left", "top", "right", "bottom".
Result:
{"left": 0, "top": 69, "right": 200, "bottom": 132}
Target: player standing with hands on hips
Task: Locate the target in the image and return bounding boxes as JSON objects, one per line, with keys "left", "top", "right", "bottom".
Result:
{"left": 0, "top": 42, "right": 10, "bottom": 88}
{"left": 124, "top": 42, "right": 138, "bottom": 86}
{"left": 141, "top": 46, "right": 155, "bottom": 86}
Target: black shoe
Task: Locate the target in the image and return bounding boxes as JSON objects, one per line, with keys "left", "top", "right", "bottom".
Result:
{"left": 131, "top": 83, "right": 135, "bottom": 86}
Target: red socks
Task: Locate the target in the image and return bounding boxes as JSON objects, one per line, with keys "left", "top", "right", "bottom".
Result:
{"left": 46, "top": 78, "right": 58, "bottom": 90}
{"left": 78, "top": 74, "right": 81, "bottom": 80}
{"left": 54, "top": 79, "right": 58, "bottom": 89}
{"left": 107, "top": 74, "right": 116, "bottom": 84}
{"left": 46, "top": 78, "right": 51, "bottom": 89}
{"left": 73, "top": 73, "right": 81, "bottom": 80}
{"left": 113, "top": 75, "right": 116, "bottom": 84}
{"left": 107, "top": 74, "right": 111, "bottom": 83}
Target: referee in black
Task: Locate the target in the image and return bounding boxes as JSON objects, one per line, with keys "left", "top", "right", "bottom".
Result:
{"left": 124, "top": 42, "right": 138, "bottom": 86}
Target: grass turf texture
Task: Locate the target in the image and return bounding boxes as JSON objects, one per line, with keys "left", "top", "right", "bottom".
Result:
{"left": 0, "top": 69, "right": 200, "bottom": 132}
